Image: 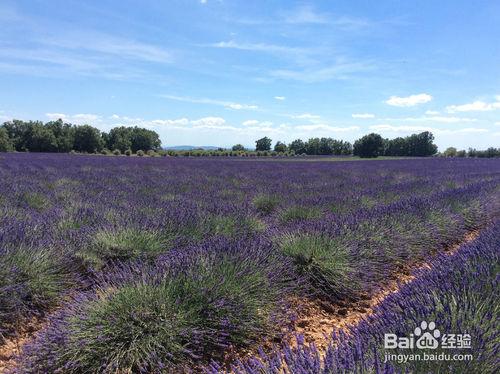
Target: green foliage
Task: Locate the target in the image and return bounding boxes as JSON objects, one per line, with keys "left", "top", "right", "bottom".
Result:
{"left": 207, "top": 215, "right": 265, "bottom": 237}
{"left": 279, "top": 234, "right": 357, "bottom": 299}
{"left": 232, "top": 144, "right": 245, "bottom": 151}
{"left": 80, "top": 229, "right": 171, "bottom": 269}
{"left": 107, "top": 126, "right": 161, "bottom": 153}
{"left": 384, "top": 131, "right": 438, "bottom": 157}
{"left": 136, "top": 149, "right": 145, "bottom": 157}
{"left": 255, "top": 136, "right": 272, "bottom": 151}
{"left": 0, "top": 120, "right": 161, "bottom": 154}
{"left": 353, "top": 133, "right": 385, "bottom": 158}
{"left": 443, "top": 147, "right": 458, "bottom": 157}
{"left": 57, "top": 255, "right": 280, "bottom": 371}
{"left": 22, "top": 192, "right": 50, "bottom": 211}
{"left": 274, "top": 141, "right": 287, "bottom": 153}
{"left": 467, "top": 147, "right": 500, "bottom": 158}
{"left": 112, "top": 149, "right": 121, "bottom": 156}
{"left": 406, "top": 131, "right": 438, "bottom": 156}
{"left": 289, "top": 139, "right": 306, "bottom": 154}
{"left": 25, "top": 122, "right": 58, "bottom": 152}
{"left": 45, "top": 119, "right": 75, "bottom": 152}
{"left": 73, "top": 125, "right": 104, "bottom": 153}
{"left": 305, "top": 137, "right": 353, "bottom": 155}
{"left": 252, "top": 194, "right": 280, "bottom": 214}
{"left": 0, "top": 248, "right": 73, "bottom": 342}
{"left": 279, "top": 206, "right": 321, "bottom": 222}
{"left": 0, "top": 127, "right": 13, "bottom": 152}
{"left": 125, "top": 149, "right": 132, "bottom": 156}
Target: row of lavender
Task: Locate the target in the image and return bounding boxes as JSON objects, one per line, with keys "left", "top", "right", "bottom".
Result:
{"left": 1, "top": 153, "right": 499, "bottom": 371}
{"left": 218, "top": 219, "right": 500, "bottom": 374}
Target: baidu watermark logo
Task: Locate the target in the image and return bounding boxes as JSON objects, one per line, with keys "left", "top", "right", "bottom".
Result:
{"left": 383, "top": 321, "right": 473, "bottom": 363}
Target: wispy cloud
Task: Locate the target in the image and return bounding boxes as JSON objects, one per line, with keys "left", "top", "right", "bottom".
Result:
{"left": 46, "top": 112, "right": 102, "bottom": 123}
{"left": 291, "top": 113, "right": 321, "bottom": 120}
{"left": 283, "top": 5, "right": 329, "bottom": 24}
{"left": 209, "top": 40, "right": 307, "bottom": 55}
{"left": 274, "top": 96, "right": 286, "bottom": 101}
{"left": 242, "top": 120, "right": 274, "bottom": 128}
{"left": 352, "top": 113, "right": 375, "bottom": 119}
{"left": 41, "top": 31, "right": 173, "bottom": 64}
{"left": 295, "top": 124, "right": 359, "bottom": 132}
{"left": 382, "top": 116, "right": 477, "bottom": 123}
{"left": 160, "top": 95, "right": 259, "bottom": 110}
{"left": 151, "top": 118, "right": 190, "bottom": 126}
{"left": 370, "top": 124, "right": 488, "bottom": 134}
{"left": 270, "top": 60, "right": 374, "bottom": 83}
{"left": 385, "top": 93, "right": 433, "bottom": 107}
{"left": 446, "top": 97, "right": 500, "bottom": 113}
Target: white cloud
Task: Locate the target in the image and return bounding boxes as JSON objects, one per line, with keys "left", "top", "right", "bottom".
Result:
{"left": 45, "top": 113, "right": 102, "bottom": 123}
{"left": 352, "top": 113, "right": 375, "bottom": 119}
{"left": 242, "top": 120, "right": 273, "bottom": 128}
{"left": 270, "top": 61, "right": 373, "bottom": 83}
{"left": 382, "top": 116, "right": 477, "bottom": 123}
{"left": 284, "top": 5, "right": 328, "bottom": 24}
{"left": 44, "top": 32, "right": 173, "bottom": 64}
{"left": 151, "top": 118, "right": 190, "bottom": 126}
{"left": 295, "top": 124, "right": 359, "bottom": 132}
{"left": 274, "top": 96, "right": 286, "bottom": 101}
{"left": 446, "top": 98, "right": 500, "bottom": 113}
{"left": 73, "top": 113, "right": 100, "bottom": 121}
{"left": 425, "top": 110, "right": 440, "bottom": 115}
{"left": 210, "top": 40, "right": 306, "bottom": 56}
{"left": 161, "top": 95, "right": 258, "bottom": 111}
{"left": 292, "top": 113, "right": 321, "bottom": 120}
{"left": 191, "top": 117, "right": 227, "bottom": 128}
{"left": 370, "top": 124, "right": 488, "bottom": 134}
{"left": 385, "top": 93, "right": 433, "bottom": 107}
{"left": 242, "top": 120, "right": 259, "bottom": 127}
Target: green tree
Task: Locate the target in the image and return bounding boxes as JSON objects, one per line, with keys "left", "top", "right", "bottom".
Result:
{"left": 289, "top": 139, "right": 306, "bottom": 154}
{"left": 0, "top": 127, "right": 14, "bottom": 152}
{"left": 107, "top": 127, "right": 133, "bottom": 153}
{"left": 73, "top": 125, "right": 104, "bottom": 153}
{"left": 353, "top": 133, "right": 385, "bottom": 158}
{"left": 274, "top": 141, "right": 287, "bottom": 153}
{"left": 384, "top": 137, "right": 408, "bottom": 156}
{"left": 25, "top": 122, "right": 58, "bottom": 152}
{"left": 443, "top": 147, "right": 458, "bottom": 157}
{"left": 406, "top": 132, "right": 437, "bottom": 156}
{"left": 130, "top": 127, "right": 161, "bottom": 152}
{"left": 232, "top": 144, "right": 245, "bottom": 151}
{"left": 2, "top": 120, "right": 32, "bottom": 151}
{"left": 255, "top": 137, "right": 272, "bottom": 151}
{"left": 45, "top": 119, "right": 75, "bottom": 152}
{"left": 305, "top": 138, "right": 321, "bottom": 155}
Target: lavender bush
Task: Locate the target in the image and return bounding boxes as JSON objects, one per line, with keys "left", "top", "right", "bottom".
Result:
{"left": 0, "top": 153, "right": 498, "bottom": 370}
{"left": 215, "top": 220, "right": 500, "bottom": 373}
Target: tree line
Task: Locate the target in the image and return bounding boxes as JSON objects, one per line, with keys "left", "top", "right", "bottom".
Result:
{"left": 1, "top": 119, "right": 497, "bottom": 158}
{"left": 0, "top": 120, "right": 161, "bottom": 154}
{"left": 441, "top": 146, "right": 500, "bottom": 158}
{"left": 248, "top": 131, "right": 438, "bottom": 158}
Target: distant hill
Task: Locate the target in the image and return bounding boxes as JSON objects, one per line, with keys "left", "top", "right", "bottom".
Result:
{"left": 164, "top": 145, "right": 222, "bottom": 151}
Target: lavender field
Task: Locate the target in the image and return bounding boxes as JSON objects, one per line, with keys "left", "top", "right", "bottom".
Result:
{"left": 1, "top": 153, "right": 499, "bottom": 373}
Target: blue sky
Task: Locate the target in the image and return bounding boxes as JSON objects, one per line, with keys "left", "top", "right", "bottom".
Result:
{"left": 1, "top": 0, "right": 499, "bottom": 150}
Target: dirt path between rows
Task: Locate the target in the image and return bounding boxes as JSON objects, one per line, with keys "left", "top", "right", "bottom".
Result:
{"left": 221, "top": 230, "right": 480, "bottom": 369}
{"left": 285, "top": 230, "right": 480, "bottom": 354}
{"left": 0, "top": 231, "right": 481, "bottom": 373}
